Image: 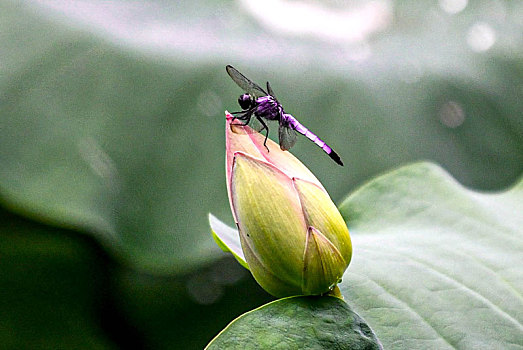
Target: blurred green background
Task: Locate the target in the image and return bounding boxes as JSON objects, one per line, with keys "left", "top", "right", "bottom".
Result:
{"left": 1, "top": 0, "right": 521, "bottom": 348}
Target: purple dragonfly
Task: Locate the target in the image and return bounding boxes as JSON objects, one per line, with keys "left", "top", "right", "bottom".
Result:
{"left": 226, "top": 65, "right": 343, "bottom": 166}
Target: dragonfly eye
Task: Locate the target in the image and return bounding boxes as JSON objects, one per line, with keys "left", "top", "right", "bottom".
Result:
{"left": 238, "top": 94, "right": 253, "bottom": 110}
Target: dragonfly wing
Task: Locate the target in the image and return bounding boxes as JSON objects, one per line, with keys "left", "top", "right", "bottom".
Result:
{"left": 226, "top": 65, "right": 268, "bottom": 98}
{"left": 266, "top": 81, "right": 278, "bottom": 101}
{"left": 249, "top": 116, "right": 270, "bottom": 133}
{"left": 278, "top": 123, "right": 297, "bottom": 151}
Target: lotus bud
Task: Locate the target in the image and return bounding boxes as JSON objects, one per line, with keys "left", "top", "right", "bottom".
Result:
{"left": 225, "top": 111, "right": 351, "bottom": 297}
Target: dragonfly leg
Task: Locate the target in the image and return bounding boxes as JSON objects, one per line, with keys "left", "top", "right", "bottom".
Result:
{"left": 231, "top": 109, "right": 254, "bottom": 126}
{"left": 254, "top": 115, "right": 270, "bottom": 152}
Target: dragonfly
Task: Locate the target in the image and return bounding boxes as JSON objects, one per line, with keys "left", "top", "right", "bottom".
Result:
{"left": 226, "top": 65, "right": 343, "bottom": 166}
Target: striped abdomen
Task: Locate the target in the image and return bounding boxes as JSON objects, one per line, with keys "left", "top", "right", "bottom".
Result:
{"left": 286, "top": 114, "right": 343, "bottom": 166}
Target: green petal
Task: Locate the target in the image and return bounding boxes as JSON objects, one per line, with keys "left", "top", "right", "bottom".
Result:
{"left": 302, "top": 227, "right": 346, "bottom": 295}
{"left": 208, "top": 213, "right": 248, "bottom": 270}
{"left": 231, "top": 152, "right": 307, "bottom": 290}
{"left": 239, "top": 231, "right": 302, "bottom": 297}
{"left": 294, "top": 178, "right": 352, "bottom": 265}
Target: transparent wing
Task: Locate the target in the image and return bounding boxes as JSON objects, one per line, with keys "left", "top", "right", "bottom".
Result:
{"left": 226, "top": 65, "right": 268, "bottom": 98}
{"left": 266, "top": 81, "right": 278, "bottom": 101}
{"left": 278, "top": 123, "right": 297, "bottom": 151}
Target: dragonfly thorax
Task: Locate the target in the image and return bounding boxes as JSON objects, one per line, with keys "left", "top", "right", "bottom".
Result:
{"left": 237, "top": 93, "right": 283, "bottom": 121}
{"left": 255, "top": 95, "right": 282, "bottom": 121}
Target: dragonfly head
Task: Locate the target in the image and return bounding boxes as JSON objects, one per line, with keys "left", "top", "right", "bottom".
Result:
{"left": 238, "top": 93, "right": 254, "bottom": 110}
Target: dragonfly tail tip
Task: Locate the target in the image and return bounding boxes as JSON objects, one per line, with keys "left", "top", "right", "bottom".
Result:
{"left": 329, "top": 151, "right": 344, "bottom": 166}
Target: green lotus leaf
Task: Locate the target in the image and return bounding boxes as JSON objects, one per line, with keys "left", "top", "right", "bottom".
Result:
{"left": 206, "top": 296, "right": 382, "bottom": 349}
{"left": 209, "top": 162, "right": 522, "bottom": 349}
